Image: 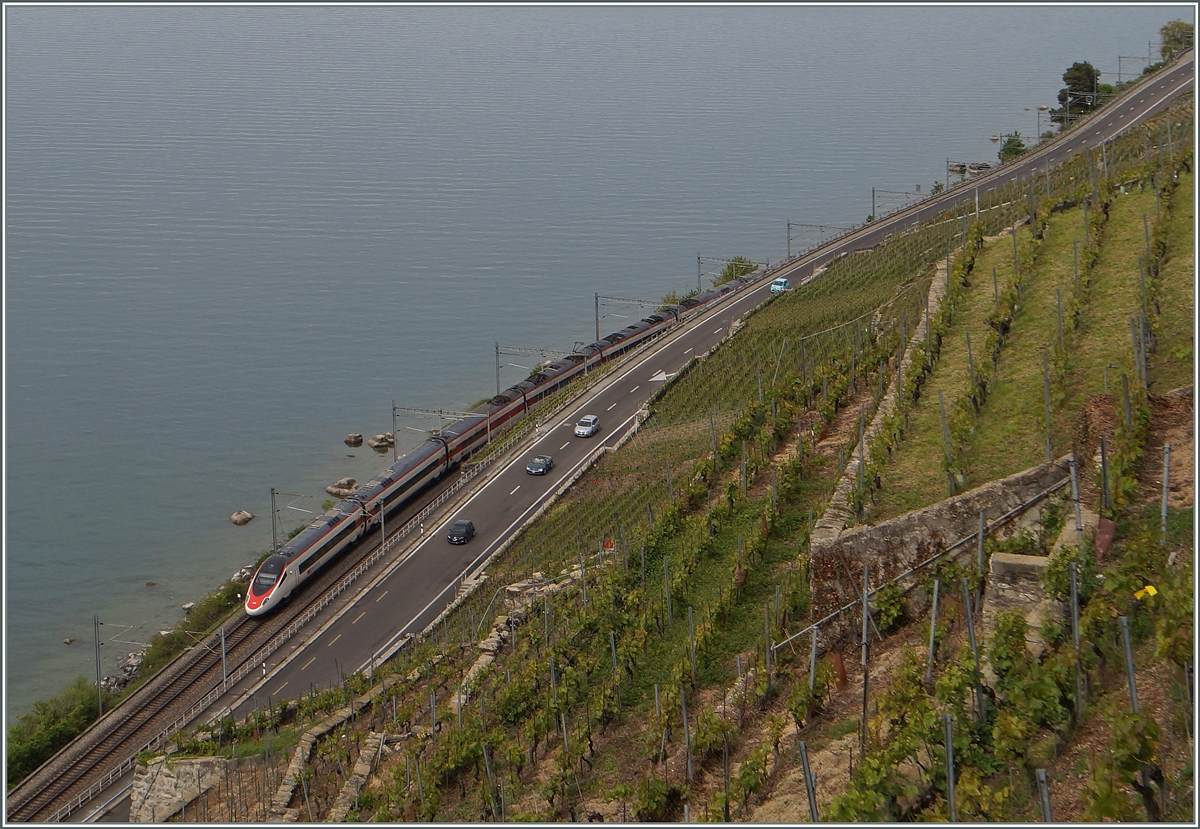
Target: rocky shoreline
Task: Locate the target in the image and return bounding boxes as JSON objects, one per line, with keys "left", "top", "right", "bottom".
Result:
{"left": 96, "top": 563, "right": 257, "bottom": 697}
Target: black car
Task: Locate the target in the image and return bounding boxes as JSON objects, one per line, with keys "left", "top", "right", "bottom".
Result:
{"left": 525, "top": 454, "right": 554, "bottom": 475}
{"left": 446, "top": 519, "right": 475, "bottom": 544}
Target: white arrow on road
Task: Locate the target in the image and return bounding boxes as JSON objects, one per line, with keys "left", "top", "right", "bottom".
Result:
{"left": 649, "top": 369, "right": 676, "bottom": 382}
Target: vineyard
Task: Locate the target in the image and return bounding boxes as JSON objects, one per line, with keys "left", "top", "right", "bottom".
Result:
{"left": 149, "top": 99, "right": 1193, "bottom": 823}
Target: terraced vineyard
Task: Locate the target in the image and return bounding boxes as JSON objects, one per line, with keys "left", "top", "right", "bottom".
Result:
{"left": 145, "top": 99, "right": 1193, "bottom": 824}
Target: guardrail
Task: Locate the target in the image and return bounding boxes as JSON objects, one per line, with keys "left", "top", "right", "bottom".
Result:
{"left": 48, "top": 756, "right": 138, "bottom": 823}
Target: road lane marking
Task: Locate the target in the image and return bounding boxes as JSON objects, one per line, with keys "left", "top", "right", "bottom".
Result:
{"left": 375, "top": 590, "right": 388, "bottom": 602}
{"left": 510, "top": 485, "right": 521, "bottom": 495}
{"left": 684, "top": 347, "right": 693, "bottom": 354}
{"left": 607, "top": 402, "right": 617, "bottom": 411}
{"left": 560, "top": 441, "right": 570, "bottom": 450}
{"left": 273, "top": 681, "right": 289, "bottom": 695}
{"left": 629, "top": 385, "right": 640, "bottom": 393}
{"left": 301, "top": 656, "right": 316, "bottom": 671}
{"left": 352, "top": 611, "right": 366, "bottom": 624}
{"left": 327, "top": 633, "right": 342, "bottom": 647}
{"left": 713, "top": 327, "right": 723, "bottom": 334}
{"left": 366, "top": 405, "right": 651, "bottom": 666}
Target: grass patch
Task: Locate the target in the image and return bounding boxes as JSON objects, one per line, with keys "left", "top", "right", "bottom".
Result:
{"left": 868, "top": 239, "right": 1008, "bottom": 520}
{"left": 1061, "top": 186, "right": 1160, "bottom": 406}
{"left": 827, "top": 716, "right": 860, "bottom": 740}
{"left": 1150, "top": 171, "right": 1194, "bottom": 392}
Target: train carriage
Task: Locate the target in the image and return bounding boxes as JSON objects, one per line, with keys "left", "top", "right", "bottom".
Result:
{"left": 246, "top": 266, "right": 766, "bottom": 616}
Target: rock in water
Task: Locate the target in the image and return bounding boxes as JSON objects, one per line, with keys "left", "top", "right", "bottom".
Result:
{"left": 63, "top": 638, "right": 75, "bottom": 645}
{"left": 230, "top": 509, "right": 255, "bottom": 526}
{"left": 345, "top": 433, "right": 364, "bottom": 447}
{"left": 325, "top": 477, "right": 357, "bottom": 498}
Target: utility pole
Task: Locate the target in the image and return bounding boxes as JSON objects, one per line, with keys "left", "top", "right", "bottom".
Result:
{"left": 94, "top": 615, "right": 103, "bottom": 716}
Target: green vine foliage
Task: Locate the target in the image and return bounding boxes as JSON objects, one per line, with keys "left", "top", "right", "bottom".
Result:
{"left": 874, "top": 582, "right": 906, "bottom": 633}
{"left": 786, "top": 660, "right": 834, "bottom": 729}
{"left": 1153, "top": 557, "right": 1194, "bottom": 669}
{"left": 1041, "top": 541, "right": 1097, "bottom": 603}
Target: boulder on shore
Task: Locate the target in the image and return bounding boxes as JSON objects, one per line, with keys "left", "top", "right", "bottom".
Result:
{"left": 229, "top": 509, "right": 255, "bottom": 526}
{"left": 345, "top": 433, "right": 364, "bottom": 447}
{"left": 325, "top": 477, "right": 358, "bottom": 498}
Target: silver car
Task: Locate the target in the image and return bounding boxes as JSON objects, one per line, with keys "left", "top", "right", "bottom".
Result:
{"left": 574, "top": 415, "right": 600, "bottom": 437}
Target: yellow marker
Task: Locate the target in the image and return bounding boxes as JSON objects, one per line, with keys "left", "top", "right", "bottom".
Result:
{"left": 1134, "top": 585, "right": 1158, "bottom": 600}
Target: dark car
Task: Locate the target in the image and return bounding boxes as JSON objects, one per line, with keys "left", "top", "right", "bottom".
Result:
{"left": 446, "top": 519, "right": 475, "bottom": 544}
{"left": 525, "top": 454, "right": 554, "bottom": 475}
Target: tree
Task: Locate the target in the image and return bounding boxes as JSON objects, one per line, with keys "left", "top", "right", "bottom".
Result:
{"left": 1057, "top": 61, "right": 1100, "bottom": 111}
{"left": 931, "top": 181, "right": 944, "bottom": 195}
{"left": 1050, "top": 61, "right": 1101, "bottom": 128}
{"left": 714, "top": 256, "right": 757, "bottom": 286}
{"left": 1160, "top": 20, "right": 1193, "bottom": 61}
{"left": 997, "top": 133, "right": 1027, "bottom": 164}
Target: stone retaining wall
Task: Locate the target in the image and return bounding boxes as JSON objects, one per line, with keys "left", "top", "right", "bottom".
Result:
{"left": 809, "top": 456, "right": 1071, "bottom": 651}
{"left": 979, "top": 552, "right": 1066, "bottom": 687}
{"left": 264, "top": 674, "right": 403, "bottom": 822}
{"left": 129, "top": 755, "right": 227, "bottom": 822}
{"left": 811, "top": 256, "right": 950, "bottom": 547}
{"left": 325, "top": 731, "right": 387, "bottom": 822}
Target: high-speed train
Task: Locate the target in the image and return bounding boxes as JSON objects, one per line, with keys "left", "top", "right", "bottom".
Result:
{"left": 245, "top": 271, "right": 765, "bottom": 615}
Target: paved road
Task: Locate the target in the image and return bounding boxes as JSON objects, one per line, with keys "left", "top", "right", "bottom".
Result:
{"left": 247, "top": 281, "right": 774, "bottom": 706}
{"left": 236, "top": 51, "right": 1194, "bottom": 716}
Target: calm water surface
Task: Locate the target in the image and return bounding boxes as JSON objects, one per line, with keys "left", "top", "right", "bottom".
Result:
{"left": 5, "top": 5, "right": 1185, "bottom": 716}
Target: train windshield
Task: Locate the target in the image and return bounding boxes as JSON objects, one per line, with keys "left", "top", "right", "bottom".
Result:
{"left": 253, "top": 555, "right": 288, "bottom": 594}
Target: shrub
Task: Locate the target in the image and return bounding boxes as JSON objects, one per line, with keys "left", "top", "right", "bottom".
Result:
{"left": 6, "top": 676, "right": 117, "bottom": 788}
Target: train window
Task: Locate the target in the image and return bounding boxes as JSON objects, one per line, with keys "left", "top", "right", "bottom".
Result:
{"left": 253, "top": 555, "right": 287, "bottom": 592}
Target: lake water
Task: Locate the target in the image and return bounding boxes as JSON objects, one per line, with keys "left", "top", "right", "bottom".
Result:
{"left": 5, "top": 5, "right": 1186, "bottom": 717}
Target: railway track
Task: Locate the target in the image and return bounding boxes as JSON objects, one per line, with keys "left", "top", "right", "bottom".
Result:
{"left": 3, "top": 480, "right": 453, "bottom": 822}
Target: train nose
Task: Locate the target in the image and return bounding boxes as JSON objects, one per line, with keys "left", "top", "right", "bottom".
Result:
{"left": 245, "top": 592, "right": 269, "bottom": 615}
